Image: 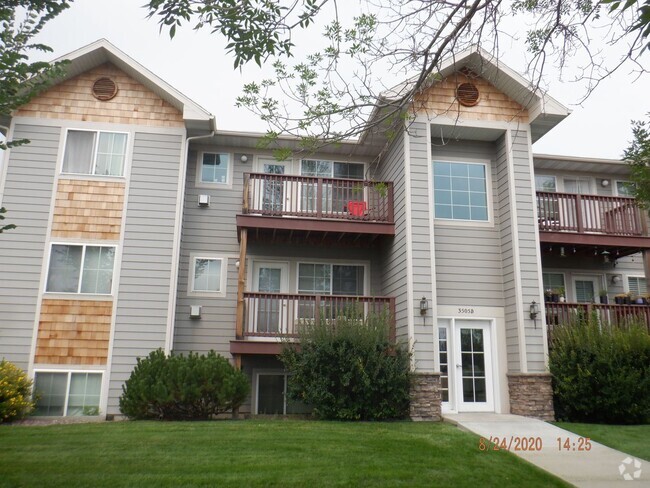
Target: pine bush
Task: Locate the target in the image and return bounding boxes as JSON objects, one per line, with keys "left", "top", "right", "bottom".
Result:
{"left": 119, "top": 350, "right": 249, "bottom": 420}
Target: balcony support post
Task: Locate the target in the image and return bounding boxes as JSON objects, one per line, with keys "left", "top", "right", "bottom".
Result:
{"left": 235, "top": 228, "right": 248, "bottom": 340}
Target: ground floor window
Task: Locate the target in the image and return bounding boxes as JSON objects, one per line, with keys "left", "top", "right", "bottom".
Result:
{"left": 33, "top": 371, "right": 102, "bottom": 416}
{"left": 256, "top": 372, "right": 311, "bottom": 415}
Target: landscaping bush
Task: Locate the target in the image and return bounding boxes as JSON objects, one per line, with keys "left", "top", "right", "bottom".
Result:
{"left": 0, "top": 359, "right": 34, "bottom": 423}
{"left": 119, "top": 350, "right": 249, "bottom": 420}
{"left": 280, "top": 309, "right": 412, "bottom": 420}
{"left": 549, "top": 316, "right": 650, "bottom": 424}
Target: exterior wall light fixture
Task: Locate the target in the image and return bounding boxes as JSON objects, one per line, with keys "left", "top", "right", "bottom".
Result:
{"left": 529, "top": 300, "right": 539, "bottom": 328}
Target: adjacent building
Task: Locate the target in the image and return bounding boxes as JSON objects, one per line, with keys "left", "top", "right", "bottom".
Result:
{"left": 1, "top": 40, "right": 647, "bottom": 419}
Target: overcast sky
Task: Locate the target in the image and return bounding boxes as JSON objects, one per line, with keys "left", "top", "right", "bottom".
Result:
{"left": 30, "top": 0, "right": 650, "bottom": 159}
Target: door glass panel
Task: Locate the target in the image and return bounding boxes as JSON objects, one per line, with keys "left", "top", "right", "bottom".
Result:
{"left": 258, "top": 375, "right": 285, "bottom": 414}
{"left": 438, "top": 327, "right": 449, "bottom": 402}
{"left": 575, "top": 280, "right": 595, "bottom": 303}
{"left": 459, "top": 328, "right": 487, "bottom": 403}
{"left": 262, "top": 164, "right": 285, "bottom": 212}
{"left": 257, "top": 267, "right": 282, "bottom": 333}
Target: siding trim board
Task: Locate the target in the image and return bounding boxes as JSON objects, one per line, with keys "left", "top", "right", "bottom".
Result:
{"left": 403, "top": 129, "right": 417, "bottom": 367}
{"left": 11, "top": 116, "right": 187, "bottom": 137}
{"left": 425, "top": 121, "right": 440, "bottom": 372}
{"left": 505, "top": 129, "right": 528, "bottom": 373}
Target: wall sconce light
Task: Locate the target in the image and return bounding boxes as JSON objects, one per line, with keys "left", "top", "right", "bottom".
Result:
{"left": 560, "top": 246, "right": 566, "bottom": 258}
{"left": 601, "top": 179, "right": 610, "bottom": 187}
{"left": 419, "top": 297, "right": 428, "bottom": 315}
{"left": 240, "top": 154, "right": 248, "bottom": 163}
{"left": 235, "top": 260, "right": 240, "bottom": 269}
{"left": 610, "top": 274, "right": 622, "bottom": 285}
{"left": 602, "top": 250, "right": 611, "bottom": 263}
{"left": 529, "top": 300, "right": 539, "bottom": 328}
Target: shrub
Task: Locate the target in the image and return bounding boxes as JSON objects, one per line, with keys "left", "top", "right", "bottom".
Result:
{"left": 280, "top": 309, "right": 411, "bottom": 420}
{"left": 549, "top": 316, "right": 650, "bottom": 424}
{"left": 119, "top": 350, "right": 249, "bottom": 420}
{"left": 0, "top": 359, "right": 34, "bottom": 423}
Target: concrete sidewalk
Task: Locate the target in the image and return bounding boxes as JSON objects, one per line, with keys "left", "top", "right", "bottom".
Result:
{"left": 444, "top": 413, "right": 648, "bottom": 487}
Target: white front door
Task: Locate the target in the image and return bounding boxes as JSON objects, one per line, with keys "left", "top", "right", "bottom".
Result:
{"left": 439, "top": 319, "right": 495, "bottom": 413}
{"left": 252, "top": 262, "right": 289, "bottom": 335}
{"left": 573, "top": 275, "right": 602, "bottom": 303}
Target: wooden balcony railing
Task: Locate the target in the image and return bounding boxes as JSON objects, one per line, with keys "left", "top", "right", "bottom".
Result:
{"left": 242, "top": 292, "right": 395, "bottom": 340}
{"left": 243, "top": 173, "right": 394, "bottom": 223}
{"left": 545, "top": 302, "right": 650, "bottom": 339}
{"left": 536, "top": 192, "right": 645, "bottom": 236}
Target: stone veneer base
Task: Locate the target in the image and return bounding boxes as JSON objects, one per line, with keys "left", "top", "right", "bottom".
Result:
{"left": 410, "top": 373, "right": 442, "bottom": 421}
{"left": 507, "top": 373, "right": 555, "bottom": 421}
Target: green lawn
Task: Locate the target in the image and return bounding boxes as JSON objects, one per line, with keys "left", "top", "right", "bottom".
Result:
{"left": 0, "top": 420, "right": 568, "bottom": 487}
{"left": 555, "top": 422, "right": 650, "bottom": 462}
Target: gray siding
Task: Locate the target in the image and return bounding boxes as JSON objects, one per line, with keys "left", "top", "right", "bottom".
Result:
{"left": 432, "top": 140, "right": 504, "bottom": 307}
{"left": 172, "top": 146, "right": 245, "bottom": 356}
{"left": 108, "top": 131, "right": 184, "bottom": 414}
{"left": 408, "top": 123, "right": 435, "bottom": 372}
{"left": 511, "top": 131, "right": 545, "bottom": 372}
{"left": 0, "top": 124, "right": 59, "bottom": 369}
{"left": 377, "top": 132, "right": 409, "bottom": 345}
{"left": 496, "top": 134, "right": 521, "bottom": 372}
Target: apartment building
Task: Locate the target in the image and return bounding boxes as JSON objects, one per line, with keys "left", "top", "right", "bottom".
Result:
{"left": 1, "top": 39, "right": 647, "bottom": 420}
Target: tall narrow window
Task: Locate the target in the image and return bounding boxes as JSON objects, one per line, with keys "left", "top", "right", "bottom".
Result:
{"left": 434, "top": 162, "right": 488, "bottom": 221}
{"left": 62, "top": 130, "right": 127, "bottom": 176}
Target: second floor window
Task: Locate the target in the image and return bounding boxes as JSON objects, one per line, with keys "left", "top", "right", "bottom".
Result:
{"left": 616, "top": 180, "right": 635, "bottom": 198}
{"left": 433, "top": 161, "right": 489, "bottom": 221}
{"left": 62, "top": 130, "right": 127, "bottom": 176}
{"left": 191, "top": 257, "right": 226, "bottom": 294}
{"left": 535, "top": 175, "right": 557, "bottom": 192}
{"left": 200, "top": 153, "right": 230, "bottom": 184}
{"left": 298, "top": 263, "right": 365, "bottom": 295}
{"left": 300, "top": 160, "right": 364, "bottom": 179}
{"left": 46, "top": 244, "right": 115, "bottom": 294}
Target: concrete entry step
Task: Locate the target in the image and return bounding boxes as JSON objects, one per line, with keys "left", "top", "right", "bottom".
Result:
{"left": 444, "top": 413, "right": 648, "bottom": 487}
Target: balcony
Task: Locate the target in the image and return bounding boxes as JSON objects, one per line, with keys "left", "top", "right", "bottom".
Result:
{"left": 536, "top": 192, "right": 650, "bottom": 257}
{"left": 230, "top": 293, "right": 395, "bottom": 355}
{"left": 545, "top": 302, "right": 650, "bottom": 340}
{"left": 236, "top": 173, "right": 395, "bottom": 244}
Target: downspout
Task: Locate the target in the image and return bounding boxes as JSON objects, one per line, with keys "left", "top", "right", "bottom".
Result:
{"left": 164, "top": 118, "right": 217, "bottom": 353}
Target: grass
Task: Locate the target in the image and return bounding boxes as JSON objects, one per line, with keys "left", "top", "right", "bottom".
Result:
{"left": 0, "top": 420, "right": 568, "bottom": 487}
{"left": 555, "top": 422, "right": 650, "bottom": 462}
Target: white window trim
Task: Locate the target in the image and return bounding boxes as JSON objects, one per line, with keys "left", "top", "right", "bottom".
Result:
{"left": 60, "top": 128, "right": 129, "bottom": 178}
{"left": 296, "top": 261, "right": 369, "bottom": 296}
{"left": 534, "top": 174, "right": 557, "bottom": 192}
{"left": 44, "top": 242, "right": 116, "bottom": 296}
{"left": 433, "top": 159, "right": 494, "bottom": 226}
{"left": 299, "top": 159, "right": 367, "bottom": 179}
{"left": 614, "top": 180, "right": 634, "bottom": 197}
{"left": 32, "top": 369, "right": 104, "bottom": 417}
{"left": 188, "top": 255, "right": 228, "bottom": 297}
{"left": 195, "top": 151, "right": 233, "bottom": 189}
{"left": 625, "top": 274, "right": 647, "bottom": 294}
{"left": 253, "top": 369, "right": 289, "bottom": 415}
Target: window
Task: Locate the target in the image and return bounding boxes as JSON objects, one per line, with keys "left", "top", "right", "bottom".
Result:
{"left": 33, "top": 371, "right": 102, "bottom": 417}
{"left": 190, "top": 256, "right": 226, "bottom": 295}
{"left": 300, "top": 160, "right": 365, "bottom": 213}
{"left": 433, "top": 162, "right": 489, "bottom": 221}
{"left": 298, "top": 263, "right": 365, "bottom": 295}
{"left": 438, "top": 326, "right": 449, "bottom": 402}
{"left": 200, "top": 153, "right": 230, "bottom": 184}
{"left": 543, "top": 272, "right": 565, "bottom": 292}
{"left": 535, "top": 175, "right": 557, "bottom": 192}
{"left": 616, "top": 180, "right": 635, "bottom": 197}
{"left": 628, "top": 276, "right": 647, "bottom": 295}
{"left": 300, "top": 160, "right": 364, "bottom": 179}
{"left": 46, "top": 244, "right": 115, "bottom": 294}
{"left": 564, "top": 178, "right": 590, "bottom": 194}
{"left": 256, "top": 372, "right": 311, "bottom": 415}
{"left": 62, "top": 130, "right": 127, "bottom": 176}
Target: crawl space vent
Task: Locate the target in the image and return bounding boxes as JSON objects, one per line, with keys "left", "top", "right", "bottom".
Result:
{"left": 456, "top": 82, "right": 480, "bottom": 107}
{"left": 92, "top": 77, "right": 118, "bottom": 101}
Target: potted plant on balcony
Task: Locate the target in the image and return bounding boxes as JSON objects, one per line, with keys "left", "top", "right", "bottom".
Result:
{"left": 347, "top": 184, "right": 368, "bottom": 217}
{"left": 544, "top": 289, "right": 553, "bottom": 303}
{"left": 598, "top": 289, "right": 608, "bottom": 304}
{"left": 614, "top": 293, "right": 627, "bottom": 305}
{"left": 634, "top": 295, "right": 647, "bottom": 305}
{"left": 557, "top": 287, "right": 566, "bottom": 303}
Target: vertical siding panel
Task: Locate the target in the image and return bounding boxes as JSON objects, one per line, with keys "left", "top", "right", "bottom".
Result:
{"left": 0, "top": 124, "right": 59, "bottom": 369}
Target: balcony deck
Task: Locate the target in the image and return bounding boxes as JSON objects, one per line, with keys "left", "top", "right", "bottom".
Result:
{"left": 230, "top": 293, "right": 395, "bottom": 355}
{"left": 236, "top": 173, "right": 395, "bottom": 244}
{"left": 536, "top": 192, "right": 650, "bottom": 256}
{"left": 545, "top": 302, "right": 650, "bottom": 342}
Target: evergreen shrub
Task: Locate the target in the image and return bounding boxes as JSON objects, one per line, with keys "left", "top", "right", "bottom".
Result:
{"left": 119, "top": 350, "right": 249, "bottom": 420}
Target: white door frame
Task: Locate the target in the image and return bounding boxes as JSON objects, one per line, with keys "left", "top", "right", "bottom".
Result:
{"left": 438, "top": 318, "right": 497, "bottom": 413}
{"left": 251, "top": 261, "right": 290, "bottom": 336}
{"left": 572, "top": 274, "right": 603, "bottom": 303}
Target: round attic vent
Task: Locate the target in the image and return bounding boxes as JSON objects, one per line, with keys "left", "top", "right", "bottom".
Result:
{"left": 456, "top": 82, "right": 480, "bottom": 107}
{"left": 92, "top": 77, "right": 118, "bottom": 101}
